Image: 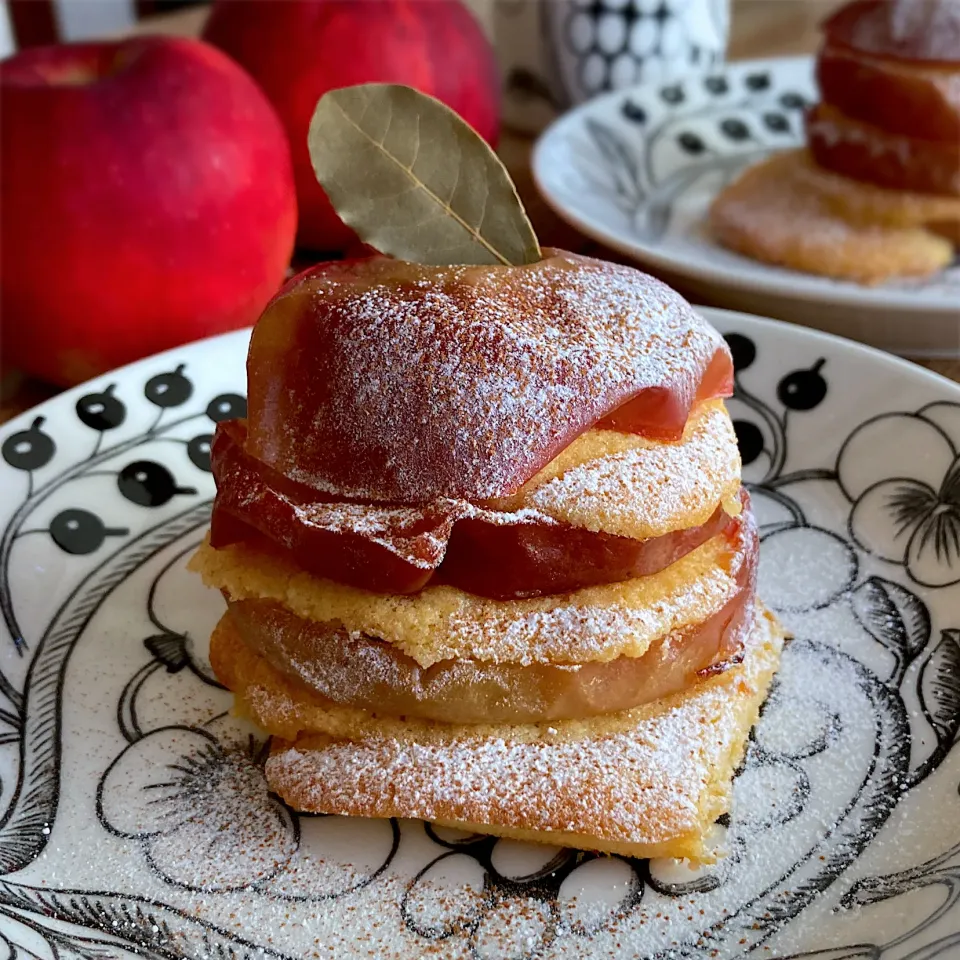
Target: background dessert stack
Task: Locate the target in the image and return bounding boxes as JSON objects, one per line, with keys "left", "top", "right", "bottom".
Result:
{"left": 711, "top": 0, "right": 960, "bottom": 284}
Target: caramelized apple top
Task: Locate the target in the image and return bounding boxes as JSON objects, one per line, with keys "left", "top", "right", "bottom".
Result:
{"left": 244, "top": 249, "right": 732, "bottom": 503}
{"left": 823, "top": 0, "right": 960, "bottom": 65}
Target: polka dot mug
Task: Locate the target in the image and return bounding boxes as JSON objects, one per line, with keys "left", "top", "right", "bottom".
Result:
{"left": 495, "top": 0, "right": 730, "bottom": 133}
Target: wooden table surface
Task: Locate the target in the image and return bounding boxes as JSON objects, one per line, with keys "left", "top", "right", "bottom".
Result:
{"left": 1, "top": 0, "right": 957, "bottom": 424}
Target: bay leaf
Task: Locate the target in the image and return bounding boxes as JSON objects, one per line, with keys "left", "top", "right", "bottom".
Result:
{"left": 307, "top": 83, "right": 541, "bottom": 266}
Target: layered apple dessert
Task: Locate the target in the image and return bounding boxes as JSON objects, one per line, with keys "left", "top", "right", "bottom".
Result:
{"left": 191, "top": 250, "right": 784, "bottom": 861}
{"left": 710, "top": 0, "right": 960, "bottom": 284}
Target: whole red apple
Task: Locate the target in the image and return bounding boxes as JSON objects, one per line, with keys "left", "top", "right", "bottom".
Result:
{"left": 203, "top": 0, "right": 499, "bottom": 251}
{"left": 0, "top": 37, "right": 296, "bottom": 386}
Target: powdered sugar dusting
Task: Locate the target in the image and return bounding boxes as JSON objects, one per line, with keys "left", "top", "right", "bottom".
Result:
{"left": 291, "top": 502, "right": 456, "bottom": 570}
{"left": 222, "top": 590, "right": 755, "bottom": 727}
{"left": 245, "top": 251, "right": 729, "bottom": 502}
{"left": 265, "top": 609, "right": 784, "bottom": 859}
{"left": 831, "top": 0, "right": 960, "bottom": 62}
{"left": 430, "top": 567, "right": 734, "bottom": 665}
{"left": 526, "top": 401, "right": 741, "bottom": 538}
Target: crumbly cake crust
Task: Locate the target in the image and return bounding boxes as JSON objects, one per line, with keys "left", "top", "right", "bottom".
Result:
{"left": 494, "top": 400, "right": 742, "bottom": 539}
{"left": 190, "top": 510, "right": 754, "bottom": 668}
{"left": 790, "top": 148, "right": 960, "bottom": 227}
{"left": 261, "top": 607, "right": 784, "bottom": 862}
{"left": 210, "top": 609, "right": 752, "bottom": 744}
{"left": 710, "top": 149, "right": 953, "bottom": 283}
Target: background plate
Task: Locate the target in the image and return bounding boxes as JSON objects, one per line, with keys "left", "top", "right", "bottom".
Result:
{"left": 533, "top": 57, "right": 960, "bottom": 358}
{"left": 0, "top": 312, "right": 959, "bottom": 959}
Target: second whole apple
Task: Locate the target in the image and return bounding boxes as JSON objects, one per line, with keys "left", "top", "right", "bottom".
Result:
{"left": 203, "top": 0, "right": 500, "bottom": 252}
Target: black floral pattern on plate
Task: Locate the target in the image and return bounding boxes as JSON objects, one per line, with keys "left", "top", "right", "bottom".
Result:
{"left": 583, "top": 63, "right": 812, "bottom": 241}
{"left": 0, "top": 327, "right": 956, "bottom": 959}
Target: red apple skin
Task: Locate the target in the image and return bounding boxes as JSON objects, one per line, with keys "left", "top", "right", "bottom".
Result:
{"left": 0, "top": 37, "right": 297, "bottom": 386}
{"left": 203, "top": 0, "right": 499, "bottom": 251}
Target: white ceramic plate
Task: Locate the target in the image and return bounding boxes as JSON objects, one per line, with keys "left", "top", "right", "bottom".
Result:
{"left": 1, "top": 312, "right": 959, "bottom": 959}
{"left": 533, "top": 57, "right": 960, "bottom": 358}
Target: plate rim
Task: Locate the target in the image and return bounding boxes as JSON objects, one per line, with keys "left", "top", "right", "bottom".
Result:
{"left": 700, "top": 305, "right": 960, "bottom": 395}
{"left": 0, "top": 326, "right": 253, "bottom": 436}
{"left": 531, "top": 54, "right": 960, "bottom": 318}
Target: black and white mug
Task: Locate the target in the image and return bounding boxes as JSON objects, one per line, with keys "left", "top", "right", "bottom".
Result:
{"left": 495, "top": 0, "right": 731, "bottom": 133}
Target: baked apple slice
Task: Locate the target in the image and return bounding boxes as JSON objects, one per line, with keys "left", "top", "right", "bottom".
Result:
{"left": 210, "top": 418, "right": 744, "bottom": 598}
{"left": 817, "top": 44, "right": 960, "bottom": 142}
{"left": 224, "top": 515, "right": 758, "bottom": 724}
{"left": 806, "top": 103, "right": 960, "bottom": 196}
{"left": 243, "top": 250, "right": 733, "bottom": 504}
